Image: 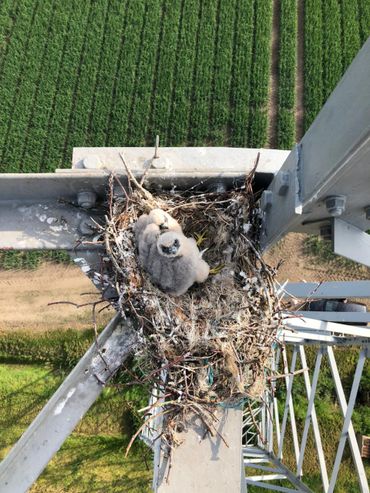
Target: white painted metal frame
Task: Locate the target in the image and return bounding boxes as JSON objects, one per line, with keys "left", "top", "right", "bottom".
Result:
{"left": 244, "top": 281, "right": 370, "bottom": 493}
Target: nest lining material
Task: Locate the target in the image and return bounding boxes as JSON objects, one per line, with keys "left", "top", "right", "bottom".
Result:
{"left": 104, "top": 164, "right": 281, "bottom": 451}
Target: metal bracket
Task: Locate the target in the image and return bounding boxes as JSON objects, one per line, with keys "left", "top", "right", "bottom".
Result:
{"left": 333, "top": 218, "right": 370, "bottom": 267}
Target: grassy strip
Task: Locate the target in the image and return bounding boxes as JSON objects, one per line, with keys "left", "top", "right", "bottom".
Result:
{"left": 0, "top": 328, "right": 95, "bottom": 368}
{"left": 41, "top": 1, "right": 91, "bottom": 171}
{"left": 229, "top": 0, "right": 254, "bottom": 147}
{"left": 0, "top": 364, "right": 152, "bottom": 492}
{"left": 1, "top": 0, "right": 55, "bottom": 172}
{"left": 168, "top": 0, "right": 200, "bottom": 146}
{"left": 126, "top": 0, "right": 163, "bottom": 146}
{"left": 303, "top": 0, "right": 323, "bottom": 131}
{"left": 277, "top": 0, "right": 297, "bottom": 149}
{"left": 62, "top": 0, "right": 109, "bottom": 163}
{"left": 341, "top": 0, "right": 360, "bottom": 71}
{"left": 188, "top": 0, "right": 218, "bottom": 146}
{"left": 86, "top": 0, "right": 128, "bottom": 147}
{"left": 322, "top": 0, "right": 342, "bottom": 101}
{"left": 105, "top": 0, "right": 146, "bottom": 146}
{"left": 147, "top": 0, "right": 182, "bottom": 145}
{"left": 358, "top": 0, "right": 370, "bottom": 45}
{"left": 0, "top": 0, "right": 38, "bottom": 170}
{"left": 209, "top": 0, "right": 236, "bottom": 145}
{"left": 248, "top": 0, "right": 272, "bottom": 147}
{"left": 0, "top": 250, "right": 71, "bottom": 270}
{"left": 21, "top": 1, "right": 74, "bottom": 172}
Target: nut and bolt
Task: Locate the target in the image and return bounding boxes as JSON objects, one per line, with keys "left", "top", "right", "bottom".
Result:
{"left": 277, "top": 171, "right": 290, "bottom": 196}
{"left": 325, "top": 195, "right": 346, "bottom": 217}
{"left": 78, "top": 218, "right": 96, "bottom": 236}
{"left": 260, "top": 190, "right": 273, "bottom": 212}
{"left": 82, "top": 155, "right": 102, "bottom": 169}
{"left": 77, "top": 191, "right": 97, "bottom": 209}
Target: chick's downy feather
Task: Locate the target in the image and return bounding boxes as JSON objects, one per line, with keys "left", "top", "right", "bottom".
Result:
{"left": 135, "top": 209, "right": 209, "bottom": 296}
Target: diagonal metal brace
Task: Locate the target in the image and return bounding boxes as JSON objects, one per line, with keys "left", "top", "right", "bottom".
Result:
{"left": 0, "top": 313, "right": 138, "bottom": 493}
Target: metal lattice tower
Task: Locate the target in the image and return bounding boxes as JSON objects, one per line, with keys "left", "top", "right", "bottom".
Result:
{"left": 0, "top": 35, "right": 370, "bottom": 493}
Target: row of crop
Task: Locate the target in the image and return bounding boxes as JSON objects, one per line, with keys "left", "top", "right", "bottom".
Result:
{"left": 42, "top": 1, "right": 91, "bottom": 171}
{"left": 303, "top": 0, "right": 323, "bottom": 132}
{"left": 62, "top": 0, "right": 109, "bottom": 165}
{"left": 0, "top": 0, "right": 38, "bottom": 171}
{"left": 322, "top": 0, "right": 342, "bottom": 101}
{"left": 341, "top": 0, "right": 361, "bottom": 71}
{"left": 147, "top": 0, "right": 182, "bottom": 145}
{"left": 358, "top": 0, "right": 370, "bottom": 44}
{"left": 209, "top": 0, "right": 236, "bottom": 145}
{"left": 86, "top": 1, "right": 127, "bottom": 148}
{"left": 277, "top": 0, "right": 297, "bottom": 149}
{"left": 188, "top": 0, "right": 219, "bottom": 145}
{"left": 21, "top": 1, "right": 75, "bottom": 172}
{"left": 248, "top": 0, "right": 273, "bottom": 147}
{"left": 229, "top": 0, "right": 254, "bottom": 147}
{"left": 167, "top": 0, "right": 200, "bottom": 146}
{"left": 2, "top": 0, "right": 55, "bottom": 171}
{"left": 0, "top": 0, "right": 19, "bottom": 76}
{"left": 105, "top": 1, "right": 146, "bottom": 147}
{"left": 126, "top": 0, "right": 164, "bottom": 146}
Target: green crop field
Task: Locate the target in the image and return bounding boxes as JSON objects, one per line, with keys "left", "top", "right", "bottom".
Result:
{"left": 0, "top": 0, "right": 273, "bottom": 174}
{"left": 0, "top": 0, "right": 369, "bottom": 173}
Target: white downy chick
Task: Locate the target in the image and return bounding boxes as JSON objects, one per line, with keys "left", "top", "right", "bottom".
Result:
{"left": 135, "top": 210, "right": 209, "bottom": 296}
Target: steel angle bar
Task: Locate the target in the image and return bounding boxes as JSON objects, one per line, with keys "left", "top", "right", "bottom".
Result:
{"left": 245, "top": 474, "right": 287, "bottom": 481}
{"left": 277, "top": 347, "right": 300, "bottom": 463}
{"left": 283, "top": 281, "right": 370, "bottom": 300}
{"left": 245, "top": 458, "right": 271, "bottom": 464}
{"left": 243, "top": 463, "right": 281, "bottom": 473}
{"left": 0, "top": 201, "right": 104, "bottom": 251}
{"left": 272, "top": 350, "right": 282, "bottom": 451}
{"left": 293, "top": 311, "right": 370, "bottom": 323}
{"left": 244, "top": 480, "right": 299, "bottom": 493}
{"left": 268, "top": 454, "right": 314, "bottom": 493}
{"left": 282, "top": 316, "right": 370, "bottom": 339}
{"left": 280, "top": 330, "right": 370, "bottom": 346}
{"left": 0, "top": 314, "right": 138, "bottom": 493}
{"left": 326, "top": 347, "right": 369, "bottom": 493}
{"left": 298, "top": 346, "right": 329, "bottom": 491}
{"left": 296, "top": 348, "right": 329, "bottom": 492}
{"left": 327, "top": 348, "right": 367, "bottom": 493}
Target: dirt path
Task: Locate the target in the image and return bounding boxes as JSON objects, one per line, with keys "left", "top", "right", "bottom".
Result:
{"left": 0, "top": 264, "right": 112, "bottom": 331}
{"left": 295, "top": 0, "right": 305, "bottom": 141}
{"left": 267, "top": 0, "right": 280, "bottom": 148}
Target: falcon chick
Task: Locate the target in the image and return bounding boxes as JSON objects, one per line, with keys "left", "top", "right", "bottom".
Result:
{"left": 135, "top": 210, "right": 209, "bottom": 296}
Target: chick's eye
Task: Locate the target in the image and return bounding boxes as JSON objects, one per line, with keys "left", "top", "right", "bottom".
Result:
{"left": 173, "top": 239, "right": 180, "bottom": 248}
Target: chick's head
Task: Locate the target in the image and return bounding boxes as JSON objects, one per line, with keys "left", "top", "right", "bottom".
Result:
{"left": 149, "top": 209, "right": 181, "bottom": 232}
{"left": 157, "top": 231, "right": 183, "bottom": 257}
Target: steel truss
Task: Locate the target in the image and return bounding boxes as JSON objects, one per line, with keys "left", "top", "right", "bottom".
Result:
{"left": 243, "top": 281, "right": 370, "bottom": 493}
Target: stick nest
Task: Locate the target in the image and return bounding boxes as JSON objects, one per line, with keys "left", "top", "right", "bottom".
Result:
{"left": 104, "top": 166, "right": 281, "bottom": 451}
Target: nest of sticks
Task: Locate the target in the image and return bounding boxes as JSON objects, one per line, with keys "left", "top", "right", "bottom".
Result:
{"left": 103, "top": 156, "right": 281, "bottom": 454}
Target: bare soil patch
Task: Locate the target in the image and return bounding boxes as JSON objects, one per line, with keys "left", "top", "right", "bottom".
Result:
{"left": 0, "top": 263, "right": 113, "bottom": 331}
